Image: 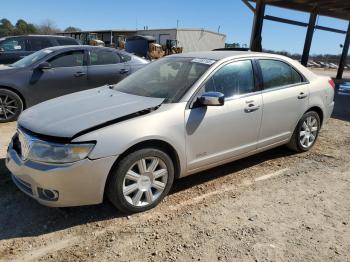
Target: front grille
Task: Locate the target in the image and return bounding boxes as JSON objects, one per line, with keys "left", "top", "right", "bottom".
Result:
{"left": 12, "top": 175, "right": 33, "bottom": 195}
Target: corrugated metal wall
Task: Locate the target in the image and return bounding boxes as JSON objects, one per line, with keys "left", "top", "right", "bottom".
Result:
{"left": 137, "top": 29, "right": 177, "bottom": 45}
{"left": 137, "top": 29, "right": 226, "bottom": 52}
{"left": 177, "top": 29, "right": 226, "bottom": 52}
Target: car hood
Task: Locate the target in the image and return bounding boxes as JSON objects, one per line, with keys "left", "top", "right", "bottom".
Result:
{"left": 18, "top": 86, "right": 164, "bottom": 138}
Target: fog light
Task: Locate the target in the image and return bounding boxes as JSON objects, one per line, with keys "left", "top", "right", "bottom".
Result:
{"left": 38, "top": 187, "right": 59, "bottom": 201}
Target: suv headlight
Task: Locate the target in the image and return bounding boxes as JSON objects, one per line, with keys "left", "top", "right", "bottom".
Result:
{"left": 28, "top": 141, "right": 95, "bottom": 163}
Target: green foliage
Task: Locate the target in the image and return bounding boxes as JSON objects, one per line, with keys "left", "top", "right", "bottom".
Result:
{"left": 0, "top": 18, "right": 14, "bottom": 36}
{"left": 0, "top": 18, "right": 37, "bottom": 37}
{"left": 64, "top": 26, "right": 81, "bottom": 33}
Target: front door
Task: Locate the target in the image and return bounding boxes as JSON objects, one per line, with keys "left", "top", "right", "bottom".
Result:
{"left": 185, "top": 59, "right": 263, "bottom": 171}
{"left": 27, "top": 49, "right": 88, "bottom": 104}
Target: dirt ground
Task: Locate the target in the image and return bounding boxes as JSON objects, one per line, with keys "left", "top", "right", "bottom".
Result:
{"left": 0, "top": 94, "right": 350, "bottom": 261}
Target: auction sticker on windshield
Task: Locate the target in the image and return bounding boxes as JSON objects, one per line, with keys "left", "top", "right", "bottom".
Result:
{"left": 191, "top": 58, "right": 216, "bottom": 65}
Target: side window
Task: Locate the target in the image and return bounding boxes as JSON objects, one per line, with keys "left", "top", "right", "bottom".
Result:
{"left": 0, "top": 38, "right": 26, "bottom": 51}
{"left": 259, "top": 60, "right": 303, "bottom": 89}
{"left": 48, "top": 50, "right": 84, "bottom": 68}
{"left": 203, "top": 60, "right": 255, "bottom": 98}
{"left": 29, "top": 38, "right": 52, "bottom": 51}
{"left": 119, "top": 53, "right": 131, "bottom": 62}
{"left": 56, "top": 38, "right": 78, "bottom": 45}
{"left": 90, "top": 50, "right": 120, "bottom": 65}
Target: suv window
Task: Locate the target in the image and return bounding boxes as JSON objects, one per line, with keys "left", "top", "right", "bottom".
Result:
{"left": 56, "top": 37, "right": 79, "bottom": 45}
{"left": 90, "top": 50, "right": 120, "bottom": 65}
{"left": 202, "top": 60, "right": 255, "bottom": 98}
{"left": 48, "top": 50, "right": 84, "bottom": 68}
{"left": 0, "top": 38, "right": 26, "bottom": 51}
{"left": 259, "top": 59, "right": 303, "bottom": 89}
{"left": 29, "top": 38, "right": 52, "bottom": 51}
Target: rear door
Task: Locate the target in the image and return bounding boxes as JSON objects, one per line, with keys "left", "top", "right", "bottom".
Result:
{"left": 257, "top": 59, "right": 309, "bottom": 148}
{"left": 27, "top": 49, "right": 88, "bottom": 103}
{"left": 87, "top": 48, "right": 129, "bottom": 87}
{"left": 0, "top": 37, "right": 31, "bottom": 64}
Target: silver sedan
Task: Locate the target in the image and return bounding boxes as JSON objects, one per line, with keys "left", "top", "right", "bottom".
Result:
{"left": 6, "top": 51, "right": 335, "bottom": 213}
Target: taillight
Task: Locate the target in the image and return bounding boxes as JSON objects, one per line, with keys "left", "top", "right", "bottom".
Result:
{"left": 328, "top": 79, "right": 335, "bottom": 89}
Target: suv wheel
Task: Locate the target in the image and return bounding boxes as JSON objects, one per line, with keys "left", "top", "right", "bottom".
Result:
{"left": 107, "top": 148, "right": 174, "bottom": 213}
{"left": 0, "top": 88, "right": 23, "bottom": 123}
{"left": 287, "top": 111, "right": 320, "bottom": 152}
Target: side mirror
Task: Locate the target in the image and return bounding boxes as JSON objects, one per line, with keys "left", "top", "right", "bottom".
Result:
{"left": 37, "top": 62, "right": 51, "bottom": 70}
{"left": 199, "top": 92, "right": 225, "bottom": 106}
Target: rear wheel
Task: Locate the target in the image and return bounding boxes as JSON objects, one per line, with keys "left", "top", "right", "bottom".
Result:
{"left": 106, "top": 148, "right": 174, "bottom": 213}
{"left": 0, "top": 88, "right": 23, "bottom": 123}
{"left": 287, "top": 111, "right": 320, "bottom": 152}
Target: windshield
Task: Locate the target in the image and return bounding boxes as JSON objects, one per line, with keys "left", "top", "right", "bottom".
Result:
{"left": 10, "top": 49, "right": 53, "bottom": 68}
{"left": 113, "top": 57, "right": 212, "bottom": 102}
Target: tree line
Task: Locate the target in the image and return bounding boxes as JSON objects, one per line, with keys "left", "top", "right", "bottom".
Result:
{"left": 0, "top": 18, "right": 81, "bottom": 37}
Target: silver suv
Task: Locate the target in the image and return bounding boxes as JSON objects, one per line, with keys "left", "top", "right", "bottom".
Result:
{"left": 6, "top": 51, "right": 335, "bottom": 213}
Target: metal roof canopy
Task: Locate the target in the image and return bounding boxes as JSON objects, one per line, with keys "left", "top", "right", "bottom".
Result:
{"left": 244, "top": 0, "right": 350, "bottom": 79}
{"left": 255, "top": 0, "right": 350, "bottom": 21}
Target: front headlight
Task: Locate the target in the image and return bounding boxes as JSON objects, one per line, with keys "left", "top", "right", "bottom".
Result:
{"left": 28, "top": 141, "right": 95, "bottom": 163}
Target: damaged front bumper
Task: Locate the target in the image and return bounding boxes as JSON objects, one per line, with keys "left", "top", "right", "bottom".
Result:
{"left": 6, "top": 138, "right": 118, "bottom": 207}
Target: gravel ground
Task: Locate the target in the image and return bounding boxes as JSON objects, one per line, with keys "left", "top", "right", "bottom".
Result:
{"left": 0, "top": 94, "right": 349, "bottom": 261}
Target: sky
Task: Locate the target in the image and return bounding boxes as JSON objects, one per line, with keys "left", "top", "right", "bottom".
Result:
{"left": 1, "top": 0, "right": 349, "bottom": 55}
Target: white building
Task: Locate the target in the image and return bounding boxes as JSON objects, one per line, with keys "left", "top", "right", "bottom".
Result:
{"left": 60, "top": 28, "right": 226, "bottom": 52}
{"left": 136, "top": 28, "right": 226, "bottom": 52}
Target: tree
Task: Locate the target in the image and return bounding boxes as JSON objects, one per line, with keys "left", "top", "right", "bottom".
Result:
{"left": 0, "top": 18, "right": 14, "bottom": 36}
{"left": 14, "top": 19, "right": 37, "bottom": 35}
{"left": 37, "top": 19, "right": 61, "bottom": 35}
{"left": 64, "top": 26, "right": 81, "bottom": 33}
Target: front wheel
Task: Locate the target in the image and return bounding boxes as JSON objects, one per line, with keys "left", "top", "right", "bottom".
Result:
{"left": 106, "top": 148, "right": 174, "bottom": 213}
{"left": 0, "top": 89, "right": 23, "bottom": 123}
{"left": 287, "top": 111, "right": 321, "bottom": 152}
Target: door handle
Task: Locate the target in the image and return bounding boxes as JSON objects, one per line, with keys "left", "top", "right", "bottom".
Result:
{"left": 119, "top": 68, "right": 129, "bottom": 74}
{"left": 74, "top": 72, "right": 86, "bottom": 77}
{"left": 244, "top": 103, "right": 260, "bottom": 113}
{"left": 297, "top": 92, "right": 308, "bottom": 99}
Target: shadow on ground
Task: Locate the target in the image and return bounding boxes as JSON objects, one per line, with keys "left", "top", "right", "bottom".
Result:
{"left": 0, "top": 146, "right": 294, "bottom": 241}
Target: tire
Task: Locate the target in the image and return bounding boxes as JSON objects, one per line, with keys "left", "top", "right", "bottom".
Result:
{"left": 287, "top": 111, "right": 321, "bottom": 152}
{"left": 106, "top": 148, "right": 175, "bottom": 214}
{"left": 0, "top": 88, "right": 23, "bottom": 123}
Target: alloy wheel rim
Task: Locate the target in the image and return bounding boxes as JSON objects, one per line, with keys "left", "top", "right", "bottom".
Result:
{"left": 299, "top": 116, "right": 318, "bottom": 148}
{"left": 0, "top": 94, "right": 18, "bottom": 120}
{"left": 122, "top": 157, "right": 168, "bottom": 207}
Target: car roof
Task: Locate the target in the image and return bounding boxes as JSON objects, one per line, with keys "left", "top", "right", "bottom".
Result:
{"left": 169, "top": 50, "right": 286, "bottom": 61}
{"left": 0, "top": 35, "right": 75, "bottom": 39}
{"left": 44, "top": 45, "right": 122, "bottom": 52}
